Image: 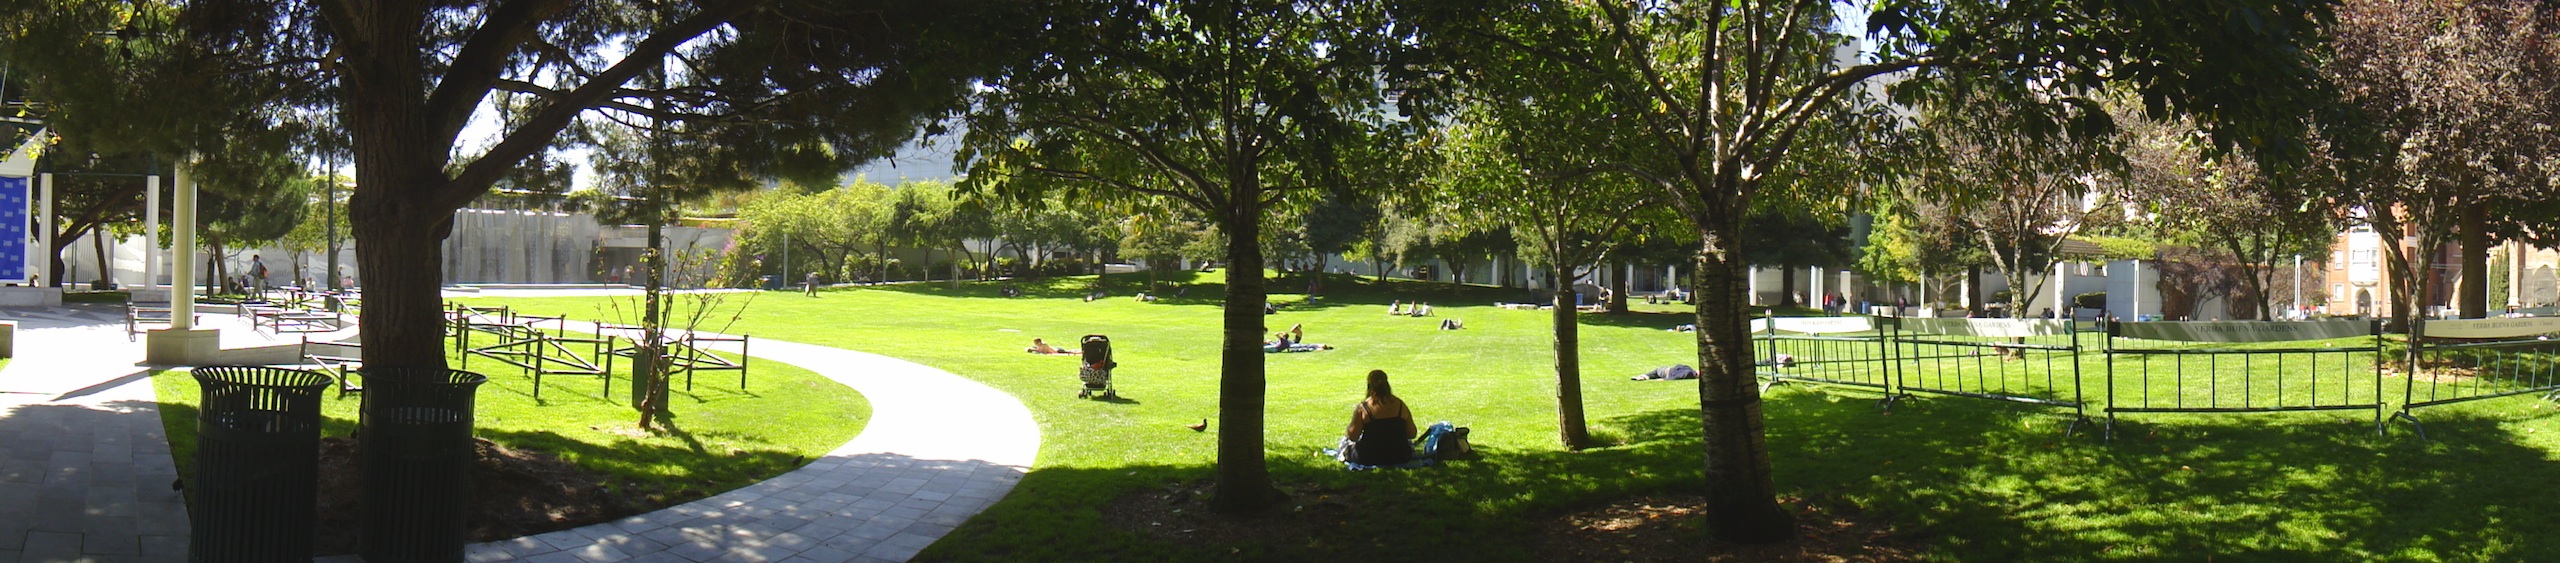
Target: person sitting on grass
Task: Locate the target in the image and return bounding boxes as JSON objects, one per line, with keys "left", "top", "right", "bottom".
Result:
{"left": 1341, "top": 369, "right": 1416, "bottom": 466}
{"left": 1026, "top": 338, "right": 1081, "bottom": 355}
{"left": 1388, "top": 300, "right": 1406, "bottom": 315}
{"left": 1409, "top": 302, "right": 1433, "bottom": 317}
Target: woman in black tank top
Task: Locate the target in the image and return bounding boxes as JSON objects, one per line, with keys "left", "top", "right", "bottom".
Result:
{"left": 1345, "top": 369, "right": 1416, "bottom": 464}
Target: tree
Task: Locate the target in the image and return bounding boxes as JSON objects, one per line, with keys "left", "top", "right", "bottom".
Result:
{"left": 194, "top": 157, "right": 313, "bottom": 293}
{"left": 1918, "top": 94, "right": 2123, "bottom": 319}
{"left": 735, "top": 183, "right": 891, "bottom": 285}
{"left": 279, "top": 173, "right": 354, "bottom": 287}
{"left": 1396, "top": 0, "right": 2333, "bottom": 542}
{"left": 960, "top": 0, "right": 1395, "bottom": 512}
{"left": 2299, "top": 0, "right": 2560, "bottom": 330}
{"left": 2121, "top": 109, "right": 2334, "bottom": 321}
{"left": 1434, "top": 106, "right": 1651, "bottom": 450}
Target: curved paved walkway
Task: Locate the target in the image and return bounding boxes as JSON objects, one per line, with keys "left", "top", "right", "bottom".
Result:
{"left": 441, "top": 324, "right": 1042, "bottom": 563}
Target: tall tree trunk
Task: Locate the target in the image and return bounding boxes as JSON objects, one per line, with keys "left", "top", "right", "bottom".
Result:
{"left": 1551, "top": 266, "right": 1591, "bottom": 450}
{"left": 1777, "top": 263, "right": 1799, "bottom": 307}
{"left": 636, "top": 213, "right": 668, "bottom": 428}
{"left": 1694, "top": 222, "right": 1795, "bottom": 543}
{"left": 92, "top": 227, "right": 111, "bottom": 287}
{"left": 1966, "top": 264, "right": 1985, "bottom": 316}
{"left": 350, "top": 209, "right": 454, "bottom": 369}
{"left": 1209, "top": 193, "right": 1278, "bottom": 513}
{"left": 1608, "top": 260, "right": 1631, "bottom": 314}
{"left": 2459, "top": 202, "right": 2488, "bottom": 319}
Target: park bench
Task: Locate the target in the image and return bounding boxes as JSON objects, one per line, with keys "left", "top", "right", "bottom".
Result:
{"left": 241, "top": 298, "right": 344, "bottom": 334}
{"left": 125, "top": 289, "right": 197, "bottom": 340}
{"left": 299, "top": 334, "right": 365, "bottom": 397}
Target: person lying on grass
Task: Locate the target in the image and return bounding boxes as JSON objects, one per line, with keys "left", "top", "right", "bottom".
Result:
{"left": 1025, "top": 338, "right": 1081, "bottom": 355}
{"left": 1262, "top": 333, "right": 1333, "bottom": 353}
{"left": 1340, "top": 369, "right": 1416, "bottom": 465}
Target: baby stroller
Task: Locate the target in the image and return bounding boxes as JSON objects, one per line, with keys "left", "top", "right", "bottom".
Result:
{"left": 1077, "top": 334, "right": 1118, "bottom": 399}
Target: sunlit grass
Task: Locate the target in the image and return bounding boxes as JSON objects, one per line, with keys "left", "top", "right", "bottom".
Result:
{"left": 469, "top": 272, "right": 2560, "bottom": 561}
{"left": 153, "top": 335, "right": 868, "bottom": 509}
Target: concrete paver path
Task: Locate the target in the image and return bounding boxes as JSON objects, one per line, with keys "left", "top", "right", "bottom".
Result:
{"left": 438, "top": 325, "right": 1042, "bottom": 563}
{"left": 0, "top": 305, "right": 188, "bottom": 562}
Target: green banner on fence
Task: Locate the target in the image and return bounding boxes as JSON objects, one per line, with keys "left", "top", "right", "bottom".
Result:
{"left": 1750, "top": 317, "right": 1875, "bottom": 334}
{"left": 1899, "top": 318, "right": 2072, "bottom": 338}
{"left": 2419, "top": 317, "right": 2560, "bottom": 339}
{"left": 2115, "top": 320, "right": 2372, "bottom": 343}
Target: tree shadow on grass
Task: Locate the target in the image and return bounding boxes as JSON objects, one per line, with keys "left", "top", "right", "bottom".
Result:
{"left": 938, "top": 387, "right": 2560, "bottom": 562}
{"left": 1599, "top": 388, "right": 2560, "bottom": 560}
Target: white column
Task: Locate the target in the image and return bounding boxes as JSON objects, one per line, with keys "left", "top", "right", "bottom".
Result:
{"left": 1841, "top": 269, "right": 1854, "bottom": 308}
{"left": 2294, "top": 254, "right": 2306, "bottom": 318}
{"left": 2054, "top": 261, "right": 2067, "bottom": 319}
{"left": 2130, "top": 261, "right": 2143, "bottom": 321}
{"left": 1810, "top": 266, "right": 1823, "bottom": 305}
{"left": 35, "top": 173, "right": 50, "bottom": 286}
{"left": 172, "top": 163, "right": 197, "bottom": 329}
{"left": 1747, "top": 265, "right": 1760, "bottom": 305}
{"left": 145, "top": 175, "right": 159, "bottom": 288}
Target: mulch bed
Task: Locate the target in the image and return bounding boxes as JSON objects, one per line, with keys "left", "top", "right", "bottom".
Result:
{"left": 309, "top": 436, "right": 675, "bottom": 556}
{"left": 1105, "top": 481, "right": 1919, "bottom": 561}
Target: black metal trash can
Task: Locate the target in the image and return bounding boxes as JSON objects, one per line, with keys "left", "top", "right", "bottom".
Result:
{"left": 190, "top": 366, "right": 334, "bottom": 563}
{"left": 357, "top": 367, "right": 487, "bottom": 563}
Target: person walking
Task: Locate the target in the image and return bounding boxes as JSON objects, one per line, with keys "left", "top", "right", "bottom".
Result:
{"left": 248, "top": 255, "right": 271, "bottom": 296}
{"left": 803, "top": 271, "right": 821, "bottom": 296}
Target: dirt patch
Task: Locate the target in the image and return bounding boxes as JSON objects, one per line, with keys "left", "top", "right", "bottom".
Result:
{"left": 1531, "top": 494, "right": 1920, "bottom": 562}
{"left": 2388, "top": 363, "right": 2483, "bottom": 383}
{"left": 1102, "top": 480, "right": 1362, "bottom": 548}
{"left": 311, "top": 436, "right": 678, "bottom": 556}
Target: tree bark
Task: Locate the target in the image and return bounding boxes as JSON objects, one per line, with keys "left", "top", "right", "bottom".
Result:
{"left": 91, "top": 227, "right": 111, "bottom": 287}
{"left": 1608, "top": 260, "right": 1631, "bottom": 314}
{"left": 1694, "top": 224, "right": 1795, "bottom": 543}
{"left": 350, "top": 208, "right": 455, "bottom": 369}
{"left": 1777, "top": 263, "right": 1799, "bottom": 307}
{"left": 2459, "top": 202, "right": 2488, "bottom": 319}
{"left": 1551, "top": 267, "right": 1591, "bottom": 450}
{"left": 1965, "top": 264, "right": 1985, "bottom": 316}
{"left": 636, "top": 212, "right": 668, "bottom": 428}
{"left": 1209, "top": 189, "right": 1278, "bottom": 513}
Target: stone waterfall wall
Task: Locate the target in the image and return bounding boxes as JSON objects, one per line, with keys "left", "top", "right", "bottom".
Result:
{"left": 441, "top": 209, "right": 611, "bottom": 284}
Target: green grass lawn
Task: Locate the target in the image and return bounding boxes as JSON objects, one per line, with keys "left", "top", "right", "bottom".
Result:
{"left": 467, "top": 272, "right": 2560, "bottom": 561}
{"left": 152, "top": 335, "right": 869, "bottom": 510}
